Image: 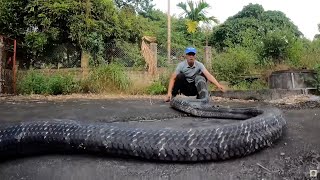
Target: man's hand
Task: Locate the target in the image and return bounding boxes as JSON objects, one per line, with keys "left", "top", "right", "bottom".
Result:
{"left": 164, "top": 94, "right": 172, "bottom": 102}
{"left": 217, "top": 84, "right": 226, "bottom": 93}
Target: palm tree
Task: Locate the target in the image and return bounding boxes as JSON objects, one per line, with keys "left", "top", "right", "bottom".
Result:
{"left": 177, "top": 0, "right": 219, "bottom": 45}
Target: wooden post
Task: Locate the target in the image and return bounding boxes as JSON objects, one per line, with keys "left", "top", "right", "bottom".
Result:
{"left": 13, "top": 39, "right": 17, "bottom": 95}
{"left": 81, "top": 50, "right": 90, "bottom": 79}
{"left": 0, "top": 36, "right": 3, "bottom": 95}
{"left": 150, "top": 43, "right": 157, "bottom": 76}
{"left": 204, "top": 46, "right": 212, "bottom": 72}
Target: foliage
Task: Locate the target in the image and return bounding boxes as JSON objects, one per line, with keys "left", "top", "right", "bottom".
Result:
{"left": 210, "top": 3, "right": 302, "bottom": 53}
{"left": 311, "top": 65, "right": 320, "bottom": 93}
{"left": 294, "top": 39, "right": 320, "bottom": 69}
{"left": 259, "top": 30, "right": 298, "bottom": 64}
{"left": 314, "top": 24, "right": 320, "bottom": 39}
{"left": 47, "top": 74, "right": 79, "bottom": 95}
{"left": 107, "top": 40, "right": 144, "bottom": 67}
{"left": 232, "top": 79, "right": 268, "bottom": 90}
{"left": 146, "top": 81, "right": 167, "bottom": 95}
{"left": 17, "top": 70, "right": 48, "bottom": 95}
{"left": 82, "top": 63, "right": 131, "bottom": 93}
{"left": 177, "top": 0, "right": 218, "bottom": 23}
{"left": 17, "top": 70, "right": 79, "bottom": 95}
{"left": 212, "top": 46, "right": 257, "bottom": 85}
{"left": 146, "top": 68, "right": 173, "bottom": 95}
{"left": 4, "top": 1, "right": 320, "bottom": 94}
{"left": 0, "top": 0, "right": 145, "bottom": 68}
{"left": 177, "top": 0, "right": 218, "bottom": 44}
{"left": 114, "top": 0, "right": 155, "bottom": 18}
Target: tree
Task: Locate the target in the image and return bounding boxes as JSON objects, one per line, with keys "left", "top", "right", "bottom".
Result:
{"left": 177, "top": 0, "right": 218, "bottom": 45}
{"left": 114, "top": 0, "right": 155, "bottom": 18}
{"left": 314, "top": 24, "right": 320, "bottom": 39}
{"left": 0, "top": 0, "right": 145, "bottom": 68}
{"left": 210, "top": 3, "right": 302, "bottom": 52}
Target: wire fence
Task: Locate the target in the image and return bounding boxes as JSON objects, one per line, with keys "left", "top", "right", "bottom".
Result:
{"left": 157, "top": 44, "right": 205, "bottom": 66}
{"left": 22, "top": 41, "right": 208, "bottom": 71}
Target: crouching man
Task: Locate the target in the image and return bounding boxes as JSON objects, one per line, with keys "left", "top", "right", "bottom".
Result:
{"left": 165, "top": 47, "right": 226, "bottom": 102}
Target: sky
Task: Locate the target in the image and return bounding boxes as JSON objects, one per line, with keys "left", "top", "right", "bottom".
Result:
{"left": 153, "top": 0, "right": 320, "bottom": 40}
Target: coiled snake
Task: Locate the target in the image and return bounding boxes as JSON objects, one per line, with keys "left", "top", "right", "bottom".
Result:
{"left": 0, "top": 76, "right": 286, "bottom": 161}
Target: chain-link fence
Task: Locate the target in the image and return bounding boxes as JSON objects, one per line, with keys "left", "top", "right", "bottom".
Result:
{"left": 102, "top": 41, "right": 207, "bottom": 68}
{"left": 14, "top": 40, "right": 212, "bottom": 81}
{"left": 157, "top": 44, "right": 206, "bottom": 66}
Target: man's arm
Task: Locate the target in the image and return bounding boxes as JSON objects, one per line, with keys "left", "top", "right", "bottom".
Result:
{"left": 202, "top": 68, "right": 226, "bottom": 92}
{"left": 165, "top": 73, "right": 177, "bottom": 102}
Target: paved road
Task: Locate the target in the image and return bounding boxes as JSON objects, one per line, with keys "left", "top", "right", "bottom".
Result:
{"left": 0, "top": 98, "right": 319, "bottom": 180}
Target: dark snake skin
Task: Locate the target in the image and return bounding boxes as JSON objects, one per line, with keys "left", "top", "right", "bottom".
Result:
{"left": 0, "top": 76, "right": 287, "bottom": 161}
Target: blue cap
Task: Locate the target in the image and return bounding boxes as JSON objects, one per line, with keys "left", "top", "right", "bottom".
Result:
{"left": 185, "top": 47, "right": 196, "bottom": 54}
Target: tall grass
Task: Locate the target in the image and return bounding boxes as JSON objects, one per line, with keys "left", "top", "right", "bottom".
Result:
{"left": 81, "top": 63, "right": 131, "bottom": 93}
{"left": 17, "top": 70, "right": 79, "bottom": 95}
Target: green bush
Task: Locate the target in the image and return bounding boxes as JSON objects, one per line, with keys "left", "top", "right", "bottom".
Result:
{"left": 259, "top": 30, "right": 304, "bottom": 66}
{"left": 17, "top": 70, "right": 48, "bottom": 94}
{"left": 47, "top": 74, "right": 79, "bottom": 95}
{"left": 310, "top": 64, "right": 320, "bottom": 93}
{"left": 83, "top": 62, "right": 131, "bottom": 93}
{"left": 17, "top": 70, "right": 79, "bottom": 95}
{"left": 145, "top": 67, "right": 174, "bottom": 95}
{"left": 212, "top": 46, "right": 257, "bottom": 85}
{"left": 232, "top": 79, "right": 268, "bottom": 90}
{"left": 294, "top": 39, "right": 320, "bottom": 69}
{"left": 146, "top": 81, "right": 167, "bottom": 95}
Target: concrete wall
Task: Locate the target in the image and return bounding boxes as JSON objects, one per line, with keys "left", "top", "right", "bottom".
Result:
{"left": 269, "top": 70, "right": 316, "bottom": 89}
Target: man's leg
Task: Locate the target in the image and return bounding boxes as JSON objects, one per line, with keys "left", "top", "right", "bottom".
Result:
{"left": 172, "top": 73, "right": 188, "bottom": 97}
{"left": 195, "top": 75, "right": 209, "bottom": 99}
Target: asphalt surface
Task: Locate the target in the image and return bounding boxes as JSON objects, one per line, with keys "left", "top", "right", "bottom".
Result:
{"left": 0, "top": 98, "right": 319, "bottom": 180}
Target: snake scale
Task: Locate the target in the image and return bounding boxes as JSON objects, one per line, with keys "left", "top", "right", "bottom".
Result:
{"left": 0, "top": 75, "right": 286, "bottom": 161}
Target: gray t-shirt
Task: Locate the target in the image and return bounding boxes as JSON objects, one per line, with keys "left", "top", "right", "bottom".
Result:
{"left": 175, "top": 60, "right": 206, "bottom": 83}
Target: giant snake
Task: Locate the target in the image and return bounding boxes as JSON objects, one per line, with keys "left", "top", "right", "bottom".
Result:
{"left": 0, "top": 75, "right": 286, "bottom": 161}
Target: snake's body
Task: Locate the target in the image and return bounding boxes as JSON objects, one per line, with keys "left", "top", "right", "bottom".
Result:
{"left": 0, "top": 76, "right": 287, "bottom": 161}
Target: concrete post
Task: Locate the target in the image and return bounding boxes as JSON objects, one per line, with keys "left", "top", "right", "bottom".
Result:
{"left": 150, "top": 43, "right": 158, "bottom": 76}
{"left": 204, "top": 46, "right": 212, "bottom": 72}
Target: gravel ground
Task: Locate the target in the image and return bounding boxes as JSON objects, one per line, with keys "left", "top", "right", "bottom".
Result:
{"left": 0, "top": 94, "right": 319, "bottom": 180}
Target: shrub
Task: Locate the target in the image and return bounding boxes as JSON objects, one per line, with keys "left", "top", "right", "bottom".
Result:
{"left": 145, "top": 67, "right": 174, "bottom": 95}
{"left": 259, "top": 30, "right": 303, "bottom": 66}
{"left": 17, "top": 70, "right": 48, "bottom": 94}
{"left": 17, "top": 70, "right": 79, "bottom": 95}
{"left": 146, "top": 81, "right": 167, "bottom": 95}
{"left": 47, "top": 74, "right": 79, "bottom": 95}
{"left": 212, "top": 46, "right": 257, "bottom": 85}
{"left": 310, "top": 64, "right": 320, "bottom": 93}
{"left": 293, "top": 39, "right": 320, "bottom": 69}
{"left": 83, "top": 62, "right": 131, "bottom": 93}
{"left": 232, "top": 79, "right": 268, "bottom": 90}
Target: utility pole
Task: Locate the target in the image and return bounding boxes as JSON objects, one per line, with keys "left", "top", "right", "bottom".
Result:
{"left": 167, "top": 0, "right": 171, "bottom": 64}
